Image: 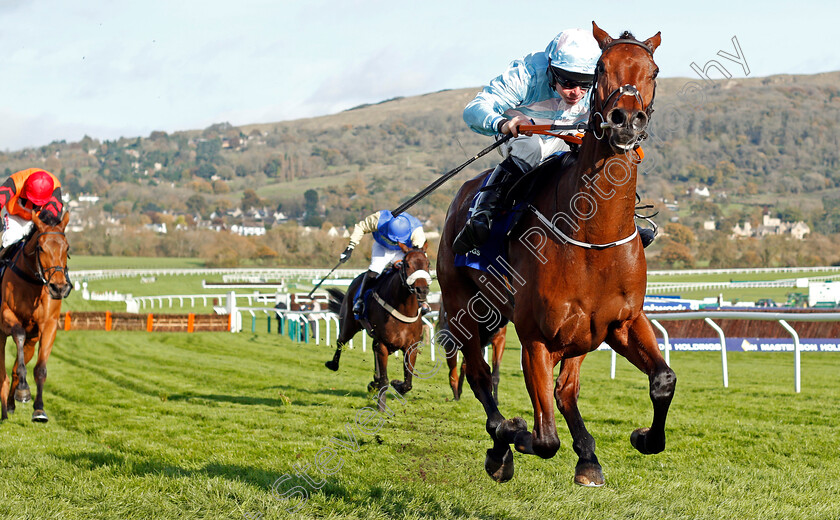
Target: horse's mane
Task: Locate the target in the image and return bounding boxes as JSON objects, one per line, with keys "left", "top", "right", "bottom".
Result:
{"left": 618, "top": 30, "right": 636, "bottom": 40}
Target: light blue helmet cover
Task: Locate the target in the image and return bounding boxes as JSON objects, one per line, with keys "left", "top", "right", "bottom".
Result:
{"left": 545, "top": 28, "right": 601, "bottom": 74}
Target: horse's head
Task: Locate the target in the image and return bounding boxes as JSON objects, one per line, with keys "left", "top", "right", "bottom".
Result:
{"left": 26, "top": 210, "right": 72, "bottom": 299}
{"left": 398, "top": 242, "right": 432, "bottom": 304}
{"left": 591, "top": 22, "right": 661, "bottom": 153}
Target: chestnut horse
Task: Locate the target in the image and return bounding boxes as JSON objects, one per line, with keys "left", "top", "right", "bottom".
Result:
{"left": 1, "top": 211, "right": 72, "bottom": 423}
{"left": 437, "top": 23, "right": 675, "bottom": 486}
{"left": 325, "top": 244, "right": 431, "bottom": 411}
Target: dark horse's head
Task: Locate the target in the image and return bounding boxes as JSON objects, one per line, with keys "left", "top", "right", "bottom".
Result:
{"left": 590, "top": 22, "right": 661, "bottom": 154}
{"left": 25, "top": 210, "right": 72, "bottom": 299}
{"left": 397, "top": 242, "right": 431, "bottom": 305}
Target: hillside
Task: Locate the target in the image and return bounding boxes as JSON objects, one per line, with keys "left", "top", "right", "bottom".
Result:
{"left": 3, "top": 71, "right": 840, "bottom": 268}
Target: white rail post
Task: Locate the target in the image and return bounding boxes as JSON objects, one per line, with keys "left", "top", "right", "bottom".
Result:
{"left": 610, "top": 348, "right": 616, "bottom": 379}
{"left": 777, "top": 319, "right": 801, "bottom": 393}
{"left": 704, "top": 317, "right": 728, "bottom": 388}
{"left": 650, "top": 319, "right": 671, "bottom": 365}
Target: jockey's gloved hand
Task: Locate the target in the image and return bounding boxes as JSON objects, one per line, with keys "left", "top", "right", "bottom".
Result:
{"left": 339, "top": 246, "right": 353, "bottom": 263}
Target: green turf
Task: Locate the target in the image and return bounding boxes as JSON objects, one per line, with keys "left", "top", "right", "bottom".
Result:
{"left": 1, "top": 328, "right": 838, "bottom": 519}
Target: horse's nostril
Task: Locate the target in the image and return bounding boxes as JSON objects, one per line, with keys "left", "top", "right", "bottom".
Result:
{"left": 632, "top": 112, "right": 648, "bottom": 131}
{"left": 608, "top": 108, "right": 626, "bottom": 126}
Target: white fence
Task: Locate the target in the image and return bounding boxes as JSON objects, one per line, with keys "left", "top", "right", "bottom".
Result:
{"left": 633, "top": 311, "right": 840, "bottom": 393}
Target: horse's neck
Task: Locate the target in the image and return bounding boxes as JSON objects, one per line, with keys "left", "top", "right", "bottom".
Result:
{"left": 551, "top": 136, "right": 639, "bottom": 241}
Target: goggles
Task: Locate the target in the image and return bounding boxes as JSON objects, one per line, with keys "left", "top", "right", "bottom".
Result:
{"left": 550, "top": 66, "right": 594, "bottom": 90}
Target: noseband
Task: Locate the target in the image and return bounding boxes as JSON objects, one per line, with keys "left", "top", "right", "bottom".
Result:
{"left": 590, "top": 38, "right": 657, "bottom": 146}
{"left": 398, "top": 254, "right": 432, "bottom": 299}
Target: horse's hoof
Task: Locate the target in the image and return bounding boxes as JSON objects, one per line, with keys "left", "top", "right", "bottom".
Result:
{"left": 630, "top": 427, "right": 665, "bottom": 455}
{"left": 14, "top": 388, "right": 31, "bottom": 403}
{"left": 32, "top": 410, "right": 48, "bottom": 423}
{"left": 574, "top": 461, "right": 605, "bottom": 487}
{"left": 495, "top": 416, "right": 528, "bottom": 443}
{"left": 390, "top": 380, "right": 411, "bottom": 395}
{"left": 324, "top": 360, "right": 339, "bottom": 371}
{"left": 484, "top": 448, "right": 514, "bottom": 482}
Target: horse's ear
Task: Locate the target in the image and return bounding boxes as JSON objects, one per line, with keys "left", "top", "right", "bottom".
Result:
{"left": 592, "top": 21, "right": 612, "bottom": 49}
{"left": 398, "top": 242, "right": 410, "bottom": 253}
{"left": 31, "top": 209, "right": 43, "bottom": 228}
{"left": 422, "top": 241, "right": 428, "bottom": 253}
{"left": 60, "top": 211, "right": 70, "bottom": 230}
{"left": 644, "top": 32, "right": 661, "bottom": 53}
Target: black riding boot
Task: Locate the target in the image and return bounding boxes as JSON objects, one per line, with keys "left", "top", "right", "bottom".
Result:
{"left": 353, "top": 270, "right": 376, "bottom": 316}
{"left": 452, "top": 156, "right": 527, "bottom": 255}
{"left": 638, "top": 227, "right": 656, "bottom": 248}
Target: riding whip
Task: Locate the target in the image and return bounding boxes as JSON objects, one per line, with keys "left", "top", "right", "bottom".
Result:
{"left": 391, "top": 133, "right": 513, "bottom": 216}
{"left": 307, "top": 259, "right": 343, "bottom": 299}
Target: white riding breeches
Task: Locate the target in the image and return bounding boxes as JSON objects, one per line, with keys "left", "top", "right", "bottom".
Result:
{"left": 1, "top": 207, "right": 33, "bottom": 248}
{"left": 369, "top": 241, "right": 405, "bottom": 274}
{"left": 499, "top": 134, "right": 572, "bottom": 169}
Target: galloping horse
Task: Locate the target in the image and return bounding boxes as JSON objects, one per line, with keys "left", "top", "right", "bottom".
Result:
{"left": 325, "top": 243, "right": 431, "bottom": 411}
{"left": 1, "top": 211, "right": 72, "bottom": 423}
{"left": 437, "top": 23, "right": 675, "bottom": 486}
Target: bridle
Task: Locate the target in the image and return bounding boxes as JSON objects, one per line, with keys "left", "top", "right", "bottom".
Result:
{"left": 398, "top": 251, "right": 432, "bottom": 302}
{"left": 12, "top": 231, "right": 71, "bottom": 287}
{"left": 589, "top": 38, "right": 658, "bottom": 146}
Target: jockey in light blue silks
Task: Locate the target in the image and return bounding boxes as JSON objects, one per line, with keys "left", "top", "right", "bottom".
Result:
{"left": 339, "top": 210, "right": 429, "bottom": 316}
{"left": 451, "top": 28, "right": 658, "bottom": 255}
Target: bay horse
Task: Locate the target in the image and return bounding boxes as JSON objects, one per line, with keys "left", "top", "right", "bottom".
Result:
{"left": 324, "top": 243, "right": 431, "bottom": 411}
{"left": 441, "top": 302, "right": 507, "bottom": 403}
{"left": 1, "top": 211, "right": 72, "bottom": 423}
{"left": 437, "top": 23, "right": 674, "bottom": 486}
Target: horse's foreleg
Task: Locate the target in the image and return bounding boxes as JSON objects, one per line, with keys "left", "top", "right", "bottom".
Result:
{"left": 32, "top": 326, "right": 56, "bottom": 423}
{"left": 490, "top": 327, "right": 506, "bottom": 404}
{"left": 496, "top": 338, "right": 560, "bottom": 459}
{"left": 555, "top": 355, "right": 603, "bottom": 487}
{"left": 392, "top": 343, "right": 417, "bottom": 396}
{"left": 11, "top": 325, "right": 30, "bottom": 404}
{"left": 608, "top": 314, "right": 677, "bottom": 455}
{"left": 0, "top": 333, "right": 8, "bottom": 420}
{"left": 373, "top": 342, "right": 391, "bottom": 412}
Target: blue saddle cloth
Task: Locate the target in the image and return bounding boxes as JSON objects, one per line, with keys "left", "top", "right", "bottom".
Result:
{"left": 453, "top": 172, "right": 526, "bottom": 276}
{"left": 351, "top": 265, "right": 398, "bottom": 320}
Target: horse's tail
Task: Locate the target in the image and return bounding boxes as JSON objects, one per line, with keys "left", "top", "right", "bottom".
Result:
{"left": 326, "top": 288, "right": 345, "bottom": 315}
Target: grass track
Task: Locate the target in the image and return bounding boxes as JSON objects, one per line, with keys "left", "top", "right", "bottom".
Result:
{"left": 1, "top": 329, "right": 838, "bottom": 519}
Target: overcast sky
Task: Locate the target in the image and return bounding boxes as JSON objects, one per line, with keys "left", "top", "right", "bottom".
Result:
{"left": 2, "top": 0, "right": 838, "bottom": 151}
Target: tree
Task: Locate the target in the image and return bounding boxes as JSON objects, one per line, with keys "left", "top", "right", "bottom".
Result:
{"left": 663, "top": 222, "right": 696, "bottom": 246}
{"left": 185, "top": 194, "right": 208, "bottom": 215}
{"left": 242, "top": 189, "right": 262, "bottom": 210}
{"left": 659, "top": 242, "right": 695, "bottom": 268}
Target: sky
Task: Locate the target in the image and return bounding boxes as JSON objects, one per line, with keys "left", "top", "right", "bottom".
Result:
{"left": 2, "top": 0, "right": 839, "bottom": 151}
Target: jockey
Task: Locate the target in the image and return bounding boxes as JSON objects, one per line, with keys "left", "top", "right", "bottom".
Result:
{"left": 339, "top": 210, "right": 429, "bottom": 316}
{"left": 0, "top": 168, "right": 63, "bottom": 263}
{"left": 452, "top": 28, "right": 656, "bottom": 254}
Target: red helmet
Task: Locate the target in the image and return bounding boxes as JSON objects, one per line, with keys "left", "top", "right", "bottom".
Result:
{"left": 22, "top": 170, "right": 54, "bottom": 206}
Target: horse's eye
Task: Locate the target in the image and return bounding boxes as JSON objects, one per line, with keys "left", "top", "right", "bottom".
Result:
{"left": 652, "top": 67, "right": 659, "bottom": 79}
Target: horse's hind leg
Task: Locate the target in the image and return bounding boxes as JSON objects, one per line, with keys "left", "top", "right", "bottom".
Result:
{"left": 555, "top": 355, "right": 604, "bottom": 487}
{"left": 325, "top": 304, "right": 362, "bottom": 372}
{"left": 607, "top": 314, "right": 677, "bottom": 455}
